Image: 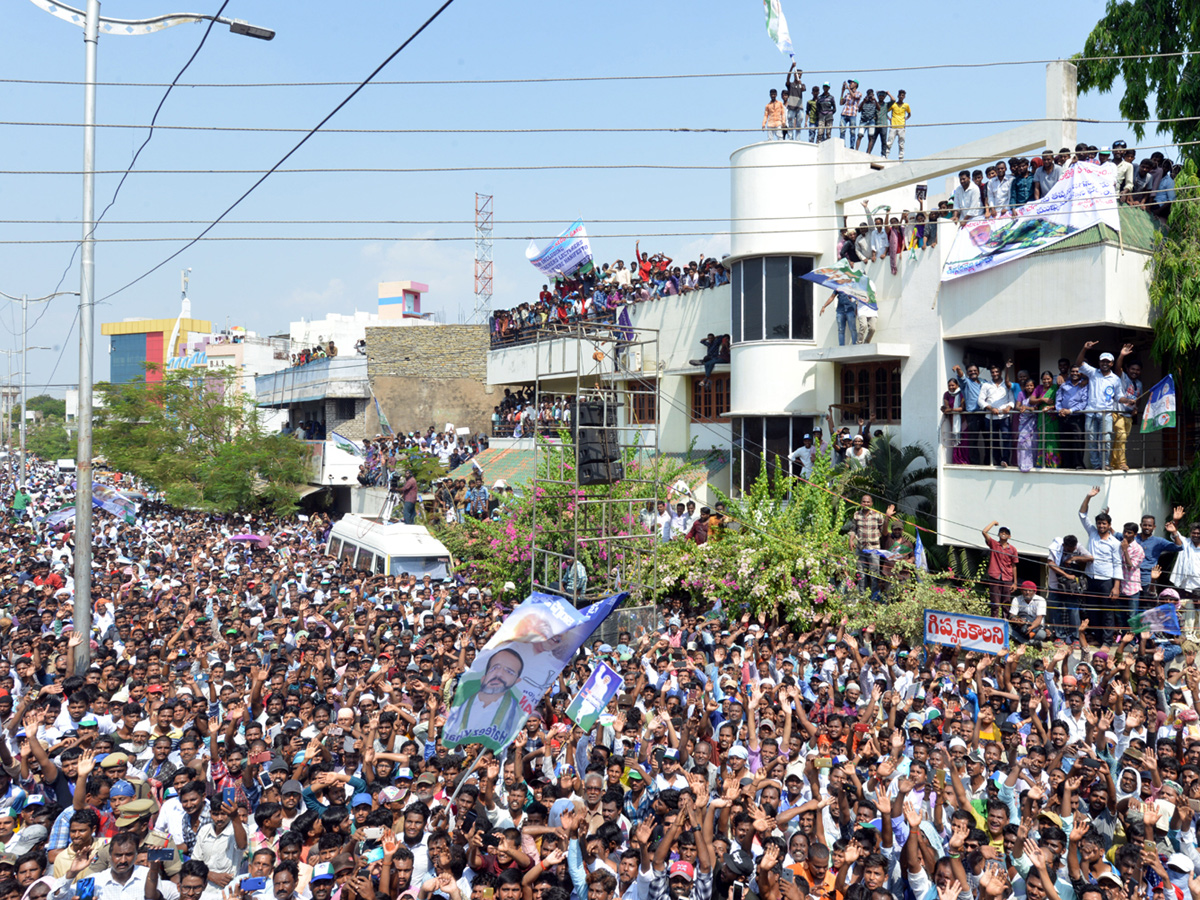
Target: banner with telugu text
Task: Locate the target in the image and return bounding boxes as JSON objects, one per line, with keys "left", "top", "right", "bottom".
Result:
{"left": 941, "top": 161, "right": 1120, "bottom": 282}
{"left": 526, "top": 220, "right": 594, "bottom": 278}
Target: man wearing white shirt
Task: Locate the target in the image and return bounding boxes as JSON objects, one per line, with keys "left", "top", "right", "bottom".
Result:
{"left": 951, "top": 170, "right": 983, "bottom": 222}
{"left": 1076, "top": 340, "right": 1123, "bottom": 470}
{"left": 979, "top": 363, "right": 1016, "bottom": 467}
{"left": 987, "top": 161, "right": 1014, "bottom": 215}
{"left": 788, "top": 434, "right": 819, "bottom": 477}
{"left": 655, "top": 501, "right": 672, "bottom": 543}
{"left": 1079, "top": 487, "right": 1123, "bottom": 638}
{"left": 1166, "top": 515, "right": 1200, "bottom": 633}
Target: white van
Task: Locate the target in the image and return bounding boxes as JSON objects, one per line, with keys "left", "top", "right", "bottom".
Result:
{"left": 326, "top": 514, "right": 453, "bottom": 579}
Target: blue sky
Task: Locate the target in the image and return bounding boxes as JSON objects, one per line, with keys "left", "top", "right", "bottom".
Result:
{"left": 0, "top": 0, "right": 1151, "bottom": 391}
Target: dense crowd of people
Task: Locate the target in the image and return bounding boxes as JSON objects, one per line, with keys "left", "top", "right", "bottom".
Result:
{"left": 490, "top": 245, "right": 729, "bottom": 348}
{"left": 355, "top": 430, "right": 492, "bottom": 491}
{"left": 946, "top": 147, "right": 1179, "bottom": 223}
{"left": 2, "top": 441, "right": 1200, "bottom": 900}
{"left": 491, "top": 390, "right": 577, "bottom": 439}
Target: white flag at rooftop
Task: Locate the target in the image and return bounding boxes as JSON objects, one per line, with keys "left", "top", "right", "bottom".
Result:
{"left": 763, "top": 0, "right": 795, "bottom": 61}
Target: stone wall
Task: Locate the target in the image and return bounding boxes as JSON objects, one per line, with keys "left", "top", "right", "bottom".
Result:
{"left": 322, "top": 397, "right": 368, "bottom": 440}
{"left": 366, "top": 325, "right": 510, "bottom": 436}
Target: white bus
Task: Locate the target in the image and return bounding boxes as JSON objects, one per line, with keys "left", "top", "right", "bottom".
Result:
{"left": 326, "top": 514, "right": 453, "bottom": 579}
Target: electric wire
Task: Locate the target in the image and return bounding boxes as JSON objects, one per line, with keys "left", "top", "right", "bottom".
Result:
{"left": 0, "top": 50, "right": 1189, "bottom": 88}
{"left": 605, "top": 359, "right": 1166, "bottom": 623}
{"left": 96, "top": 0, "right": 462, "bottom": 306}
{"left": 0, "top": 148, "right": 1190, "bottom": 177}
{"left": 0, "top": 116, "right": 1195, "bottom": 134}
{"left": 39, "top": 0, "right": 233, "bottom": 344}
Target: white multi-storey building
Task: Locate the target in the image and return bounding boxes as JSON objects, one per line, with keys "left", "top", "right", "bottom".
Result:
{"left": 488, "top": 62, "right": 1176, "bottom": 562}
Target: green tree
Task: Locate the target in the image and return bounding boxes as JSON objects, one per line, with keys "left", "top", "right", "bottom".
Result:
{"left": 1148, "top": 162, "right": 1200, "bottom": 506}
{"left": 25, "top": 394, "right": 66, "bottom": 419}
{"left": 95, "top": 369, "right": 311, "bottom": 515}
{"left": 1076, "top": 3, "right": 1200, "bottom": 162}
{"left": 853, "top": 435, "right": 937, "bottom": 516}
{"left": 26, "top": 422, "right": 75, "bottom": 461}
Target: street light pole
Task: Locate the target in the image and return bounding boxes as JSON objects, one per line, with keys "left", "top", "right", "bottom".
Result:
{"left": 0, "top": 290, "right": 80, "bottom": 486}
{"left": 28, "top": 0, "right": 274, "bottom": 673}
{"left": 75, "top": 0, "right": 99, "bottom": 673}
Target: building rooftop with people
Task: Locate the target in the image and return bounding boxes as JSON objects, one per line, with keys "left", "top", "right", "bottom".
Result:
{"left": 487, "top": 59, "right": 1180, "bottom": 560}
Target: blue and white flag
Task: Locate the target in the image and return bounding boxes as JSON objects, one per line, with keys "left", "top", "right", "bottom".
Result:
{"left": 1141, "top": 375, "right": 1177, "bottom": 433}
{"left": 763, "top": 0, "right": 795, "bottom": 61}
{"left": 331, "top": 431, "right": 363, "bottom": 457}
{"left": 443, "top": 591, "right": 624, "bottom": 752}
{"left": 566, "top": 661, "right": 624, "bottom": 732}
{"left": 1130, "top": 602, "right": 1182, "bottom": 635}
{"left": 914, "top": 531, "right": 929, "bottom": 572}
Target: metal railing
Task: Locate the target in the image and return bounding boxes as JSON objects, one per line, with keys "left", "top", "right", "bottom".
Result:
{"left": 488, "top": 282, "right": 727, "bottom": 349}
{"left": 938, "top": 407, "right": 1183, "bottom": 471}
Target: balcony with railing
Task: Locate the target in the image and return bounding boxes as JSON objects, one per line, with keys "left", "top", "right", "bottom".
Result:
{"left": 936, "top": 408, "right": 1181, "bottom": 556}
{"left": 254, "top": 357, "right": 369, "bottom": 408}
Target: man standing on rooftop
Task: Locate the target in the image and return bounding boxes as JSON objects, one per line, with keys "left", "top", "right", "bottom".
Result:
{"left": 762, "top": 89, "right": 785, "bottom": 141}
{"left": 883, "top": 89, "right": 911, "bottom": 160}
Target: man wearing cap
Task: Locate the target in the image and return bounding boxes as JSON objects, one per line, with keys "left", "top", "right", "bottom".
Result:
{"left": 1008, "top": 581, "right": 1048, "bottom": 644}
{"left": 1076, "top": 339, "right": 1123, "bottom": 470}
{"left": 787, "top": 434, "right": 818, "bottom": 478}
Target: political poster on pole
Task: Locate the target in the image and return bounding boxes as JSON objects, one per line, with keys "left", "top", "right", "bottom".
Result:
{"left": 526, "top": 220, "right": 594, "bottom": 278}
{"left": 442, "top": 590, "right": 625, "bottom": 752}
{"left": 565, "top": 661, "right": 624, "bottom": 732}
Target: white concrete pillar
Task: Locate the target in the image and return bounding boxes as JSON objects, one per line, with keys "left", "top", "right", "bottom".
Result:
{"left": 1045, "top": 61, "right": 1078, "bottom": 154}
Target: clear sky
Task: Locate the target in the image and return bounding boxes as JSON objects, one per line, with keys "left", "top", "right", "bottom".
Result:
{"left": 1, "top": 0, "right": 1155, "bottom": 392}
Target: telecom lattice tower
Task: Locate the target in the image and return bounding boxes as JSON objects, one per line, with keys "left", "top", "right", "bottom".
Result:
{"left": 472, "top": 193, "right": 494, "bottom": 324}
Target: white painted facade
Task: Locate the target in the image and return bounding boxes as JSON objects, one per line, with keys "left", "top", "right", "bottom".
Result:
{"left": 485, "top": 62, "right": 1172, "bottom": 556}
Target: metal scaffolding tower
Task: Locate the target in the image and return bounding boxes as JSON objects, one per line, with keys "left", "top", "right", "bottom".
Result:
{"left": 527, "top": 322, "right": 661, "bottom": 605}
{"left": 472, "top": 193, "right": 494, "bottom": 324}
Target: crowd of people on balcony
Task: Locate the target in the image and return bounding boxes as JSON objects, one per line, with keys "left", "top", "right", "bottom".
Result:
{"left": 828, "top": 142, "right": 1180, "bottom": 292}
{"left": 941, "top": 339, "right": 1143, "bottom": 473}
{"left": 948, "top": 145, "right": 1180, "bottom": 223}
{"left": 289, "top": 341, "right": 338, "bottom": 367}
{"left": 491, "top": 388, "right": 578, "bottom": 438}
{"left": 356, "top": 428, "right": 492, "bottom": 489}
{"left": 489, "top": 243, "right": 730, "bottom": 347}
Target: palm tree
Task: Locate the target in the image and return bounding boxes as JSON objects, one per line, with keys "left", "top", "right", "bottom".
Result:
{"left": 858, "top": 434, "right": 937, "bottom": 516}
{"left": 845, "top": 434, "right": 945, "bottom": 569}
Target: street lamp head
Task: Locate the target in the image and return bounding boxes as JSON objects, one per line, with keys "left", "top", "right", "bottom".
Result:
{"left": 228, "top": 19, "right": 274, "bottom": 40}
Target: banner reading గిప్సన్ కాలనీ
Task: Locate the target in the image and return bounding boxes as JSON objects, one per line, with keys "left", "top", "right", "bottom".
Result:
{"left": 924, "top": 609, "right": 1009, "bottom": 655}
{"left": 941, "top": 161, "right": 1120, "bottom": 281}
{"left": 442, "top": 590, "right": 625, "bottom": 752}
{"left": 526, "top": 220, "right": 593, "bottom": 277}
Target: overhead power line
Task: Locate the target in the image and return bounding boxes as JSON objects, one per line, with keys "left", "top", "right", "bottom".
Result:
{"left": 97, "top": 0, "right": 462, "bottom": 305}
{"left": 5, "top": 184, "right": 1197, "bottom": 247}
{"left": 41, "top": 0, "right": 233, "bottom": 331}
{"left": 0, "top": 50, "right": 1189, "bottom": 88}
{"left": 0, "top": 116, "right": 1194, "bottom": 134}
